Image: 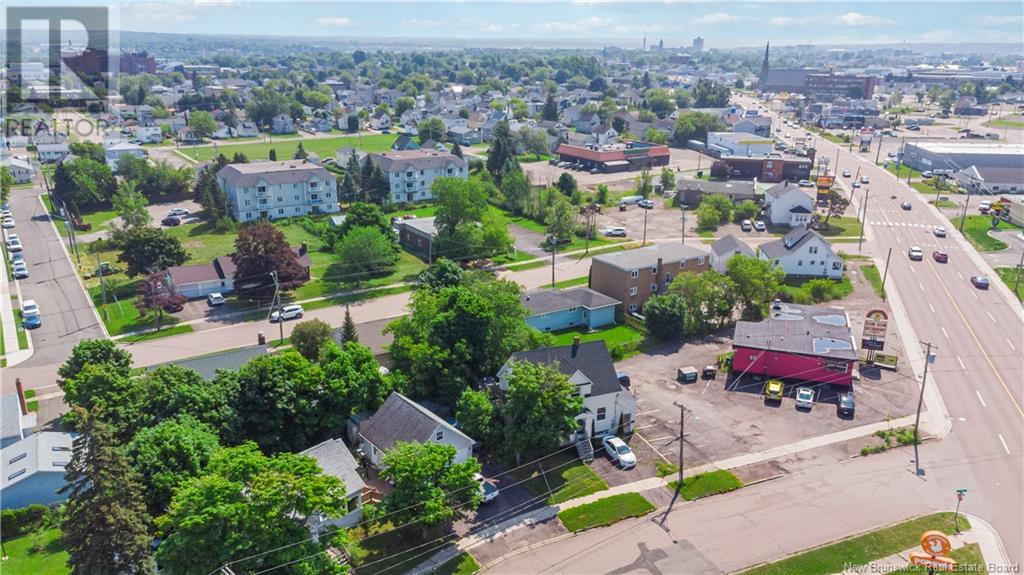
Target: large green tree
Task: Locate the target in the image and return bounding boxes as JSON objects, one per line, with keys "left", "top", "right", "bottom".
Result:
{"left": 417, "top": 117, "right": 447, "bottom": 143}
{"left": 486, "top": 120, "right": 517, "bottom": 182}
{"left": 318, "top": 340, "right": 394, "bottom": 434}
{"left": 432, "top": 177, "right": 512, "bottom": 261}
{"left": 231, "top": 222, "right": 306, "bottom": 299}
{"left": 672, "top": 111, "right": 725, "bottom": 146}
{"left": 456, "top": 388, "right": 496, "bottom": 448}
{"left": 668, "top": 270, "right": 737, "bottom": 334}
{"left": 127, "top": 415, "right": 221, "bottom": 515}
{"left": 230, "top": 351, "right": 323, "bottom": 453}
{"left": 501, "top": 361, "right": 583, "bottom": 463}
{"left": 644, "top": 293, "right": 688, "bottom": 340}
{"left": 111, "top": 180, "right": 151, "bottom": 231}
{"left": 335, "top": 226, "right": 399, "bottom": 274}
{"left": 117, "top": 227, "right": 188, "bottom": 277}
{"left": 188, "top": 110, "right": 216, "bottom": 141}
{"left": 725, "top": 255, "right": 786, "bottom": 319}
{"left": 58, "top": 339, "right": 133, "bottom": 385}
{"left": 134, "top": 365, "right": 239, "bottom": 438}
{"left": 289, "top": 318, "right": 334, "bottom": 361}
{"left": 53, "top": 158, "right": 116, "bottom": 214}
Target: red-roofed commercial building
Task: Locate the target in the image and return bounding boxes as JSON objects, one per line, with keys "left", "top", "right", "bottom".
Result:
{"left": 556, "top": 141, "right": 670, "bottom": 173}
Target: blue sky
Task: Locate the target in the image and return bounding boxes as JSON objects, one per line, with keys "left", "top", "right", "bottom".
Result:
{"left": 51, "top": 1, "right": 1024, "bottom": 47}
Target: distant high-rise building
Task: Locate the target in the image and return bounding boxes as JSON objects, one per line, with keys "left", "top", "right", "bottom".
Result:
{"left": 643, "top": 34, "right": 647, "bottom": 52}
{"left": 692, "top": 36, "right": 704, "bottom": 52}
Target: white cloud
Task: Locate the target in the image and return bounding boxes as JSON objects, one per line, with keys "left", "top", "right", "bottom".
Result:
{"left": 401, "top": 19, "right": 447, "bottom": 29}
{"left": 694, "top": 12, "right": 739, "bottom": 25}
{"left": 316, "top": 17, "right": 353, "bottom": 28}
{"left": 982, "top": 15, "right": 1024, "bottom": 25}
{"left": 836, "top": 12, "right": 893, "bottom": 27}
{"left": 534, "top": 16, "right": 614, "bottom": 33}
{"left": 481, "top": 23, "right": 519, "bottom": 33}
{"left": 121, "top": 3, "right": 199, "bottom": 22}
{"left": 767, "top": 16, "right": 798, "bottom": 26}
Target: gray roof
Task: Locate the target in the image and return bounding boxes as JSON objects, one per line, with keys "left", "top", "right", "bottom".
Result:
{"left": 521, "top": 287, "right": 619, "bottom": 315}
{"left": 765, "top": 181, "right": 804, "bottom": 199}
{"left": 1, "top": 394, "right": 32, "bottom": 443}
{"left": 36, "top": 143, "right": 69, "bottom": 152}
{"left": 733, "top": 302, "right": 857, "bottom": 360}
{"left": 736, "top": 116, "right": 772, "bottom": 127}
{"left": 759, "top": 228, "right": 831, "bottom": 260}
{"left": 360, "top": 392, "right": 473, "bottom": 453}
{"left": 709, "top": 131, "right": 773, "bottom": 145}
{"left": 399, "top": 216, "right": 437, "bottom": 238}
{"left": 150, "top": 344, "right": 268, "bottom": 380}
{"left": 368, "top": 150, "right": 466, "bottom": 173}
{"left": 972, "top": 165, "right": 1024, "bottom": 183}
{"left": 593, "top": 243, "right": 709, "bottom": 272}
{"left": 677, "top": 178, "right": 757, "bottom": 196}
{"left": 710, "top": 234, "right": 754, "bottom": 259}
{"left": 1, "top": 431, "right": 76, "bottom": 492}
{"left": 508, "top": 340, "right": 622, "bottom": 397}
{"left": 300, "top": 438, "right": 366, "bottom": 498}
{"left": 216, "top": 160, "right": 334, "bottom": 187}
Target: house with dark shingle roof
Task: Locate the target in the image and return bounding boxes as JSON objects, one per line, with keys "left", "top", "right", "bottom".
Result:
{"left": 758, "top": 228, "right": 843, "bottom": 279}
{"left": 358, "top": 392, "right": 475, "bottom": 468}
{"left": 301, "top": 438, "right": 367, "bottom": 528}
{"left": 497, "top": 339, "right": 636, "bottom": 440}
{"left": 710, "top": 235, "right": 755, "bottom": 273}
{"left": 764, "top": 181, "right": 814, "bottom": 227}
{"left": 521, "top": 287, "right": 619, "bottom": 332}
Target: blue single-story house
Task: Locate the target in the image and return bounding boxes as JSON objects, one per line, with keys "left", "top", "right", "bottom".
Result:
{"left": 521, "top": 287, "right": 619, "bottom": 332}
{"left": 1, "top": 431, "right": 76, "bottom": 510}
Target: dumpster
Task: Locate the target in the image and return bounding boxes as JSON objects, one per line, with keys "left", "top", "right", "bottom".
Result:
{"left": 677, "top": 366, "right": 698, "bottom": 383}
{"left": 702, "top": 365, "right": 717, "bottom": 380}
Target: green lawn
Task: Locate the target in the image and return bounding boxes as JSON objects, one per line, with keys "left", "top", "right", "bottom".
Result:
{"left": 163, "top": 220, "right": 242, "bottom": 263}
{"left": 516, "top": 153, "right": 553, "bottom": 163}
{"left": 557, "top": 493, "right": 655, "bottom": 533}
{"left": 550, "top": 324, "right": 645, "bottom": 359}
{"left": 299, "top": 284, "right": 415, "bottom": 312}
{"left": 879, "top": 162, "right": 922, "bottom": 180}
{"left": 910, "top": 179, "right": 959, "bottom": 197}
{"left": 995, "top": 267, "right": 1024, "bottom": 301}
{"left": 953, "top": 215, "right": 1018, "bottom": 252}
{"left": 79, "top": 207, "right": 119, "bottom": 232}
{"left": 429, "top": 553, "right": 480, "bottom": 575}
{"left": 14, "top": 310, "right": 29, "bottom": 349}
{"left": 1, "top": 528, "right": 70, "bottom": 575}
{"left": 384, "top": 205, "right": 437, "bottom": 220}
{"left": 88, "top": 279, "right": 186, "bottom": 336}
{"left": 520, "top": 451, "right": 609, "bottom": 505}
{"left": 666, "top": 469, "right": 744, "bottom": 501}
{"left": 989, "top": 118, "right": 1024, "bottom": 129}
{"left": 862, "top": 265, "right": 886, "bottom": 299}
{"left": 184, "top": 133, "right": 399, "bottom": 162}
{"left": 119, "top": 324, "right": 194, "bottom": 343}
{"left": 889, "top": 543, "right": 986, "bottom": 573}
{"left": 815, "top": 216, "right": 862, "bottom": 240}
{"left": 778, "top": 276, "right": 854, "bottom": 305}
{"left": 554, "top": 276, "right": 589, "bottom": 289}
{"left": 737, "top": 512, "right": 970, "bottom": 575}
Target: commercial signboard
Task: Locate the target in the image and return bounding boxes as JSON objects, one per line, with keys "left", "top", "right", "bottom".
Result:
{"left": 861, "top": 309, "right": 888, "bottom": 351}
{"left": 908, "top": 531, "right": 956, "bottom": 571}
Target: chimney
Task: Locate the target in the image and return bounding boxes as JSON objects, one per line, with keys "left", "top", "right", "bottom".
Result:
{"left": 571, "top": 336, "right": 580, "bottom": 358}
{"left": 299, "top": 242, "right": 308, "bottom": 256}
{"left": 15, "top": 378, "right": 28, "bottom": 416}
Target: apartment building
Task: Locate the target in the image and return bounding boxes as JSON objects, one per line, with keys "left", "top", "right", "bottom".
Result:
{"left": 216, "top": 160, "right": 338, "bottom": 222}
{"left": 368, "top": 149, "right": 467, "bottom": 204}
{"left": 590, "top": 243, "right": 710, "bottom": 314}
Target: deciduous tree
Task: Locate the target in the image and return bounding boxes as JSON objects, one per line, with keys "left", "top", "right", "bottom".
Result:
{"left": 501, "top": 361, "right": 583, "bottom": 463}
{"left": 135, "top": 271, "right": 187, "bottom": 330}
{"left": 335, "top": 226, "right": 399, "bottom": 274}
{"left": 644, "top": 293, "right": 688, "bottom": 340}
{"left": 188, "top": 110, "right": 216, "bottom": 141}
{"left": 378, "top": 442, "right": 482, "bottom": 534}
{"left": 127, "top": 415, "right": 221, "bottom": 515}
{"left": 117, "top": 227, "right": 188, "bottom": 277}
{"left": 290, "top": 318, "right": 334, "bottom": 361}
{"left": 231, "top": 222, "right": 306, "bottom": 300}
{"left": 725, "top": 255, "right": 786, "bottom": 319}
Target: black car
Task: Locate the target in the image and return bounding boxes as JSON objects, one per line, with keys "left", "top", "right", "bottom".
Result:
{"left": 901, "top": 202, "right": 912, "bottom": 210}
{"left": 162, "top": 216, "right": 181, "bottom": 226}
{"left": 838, "top": 392, "right": 855, "bottom": 417}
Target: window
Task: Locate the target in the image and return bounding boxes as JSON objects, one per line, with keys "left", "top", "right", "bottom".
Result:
{"left": 257, "top": 186, "right": 266, "bottom": 193}
{"left": 664, "top": 273, "right": 672, "bottom": 284}
{"left": 651, "top": 283, "right": 658, "bottom": 292}
{"left": 7, "top": 469, "right": 25, "bottom": 481}
{"left": 797, "top": 260, "right": 803, "bottom": 266}
{"left": 697, "top": 256, "right": 705, "bottom": 265}
{"left": 310, "top": 182, "right": 318, "bottom": 189}
{"left": 630, "top": 270, "right": 639, "bottom": 279}
{"left": 629, "top": 287, "right": 638, "bottom": 296}
{"left": 568, "top": 307, "right": 578, "bottom": 313}
{"left": 435, "top": 430, "right": 444, "bottom": 441}
{"left": 810, "top": 260, "right": 815, "bottom": 266}
{"left": 596, "top": 407, "right": 607, "bottom": 421}
{"left": 651, "top": 266, "right": 658, "bottom": 275}
{"left": 311, "top": 193, "right": 319, "bottom": 200}
{"left": 244, "top": 200, "right": 251, "bottom": 206}
{"left": 258, "top": 198, "right": 268, "bottom": 205}
{"left": 52, "top": 446, "right": 71, "bottom": 452}
{"left": 8, "top": 453, "right": 26, "bottom": 464}
{"left": 809, "top": 246, "right": 819, "bottom": 254}
{"left": 278, "top": 209, "right": 284, "bottom": 215}
{"left": 294, "top": 195, "right": 300, "bottom": 201}
{"left": 277, "top": 196, "right": 283, "bottom": 202}
{"left": 629, "top": 303, "right": 637, "bottom": 311}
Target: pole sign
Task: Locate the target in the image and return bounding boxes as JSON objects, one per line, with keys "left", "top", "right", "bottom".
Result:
{"left": 861, "top": 309, "right": 888, "bottom": 351}
{"left": 816, "top": 175, "right": 834, "bottom": 202}
{"left": 908, "top": 531, "right": 956, "bottom": 571}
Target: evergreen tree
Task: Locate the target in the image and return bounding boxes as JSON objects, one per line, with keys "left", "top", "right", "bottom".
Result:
{"left": 542, "top": 93, "right": 559, "bottom": 121}
{"left": 360, "top": 155, "right": 376, "bottom": 200}
{"left": 486, "top": 120, "right": 515, "bottom": 184}
{"left": 346, "top": 154, "right": 362, "bottom": 189}
{"left": 231, "top": 152, "right": 248, "bottom": 164}
{"left": 451, "top": 139, "right": 463, "bottom": 159}
{"left": 268, "top": 148, "right": 277, "bottom": 161}
{"left": 340, "top": 172, "right": 358, "bottom": 204}
{"left": 294, "top": 141, "right": 308, "bottom": 160}
{"left": 60, "top": 409, "right": 153, "bottom": 575}
{"left": 341, "top": 306, "right": 359, "bottom": 343}
{"left": 368, "top": 164, "right": 389, "bottom": 204}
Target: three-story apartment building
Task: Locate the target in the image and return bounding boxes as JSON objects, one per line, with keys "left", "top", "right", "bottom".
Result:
{"left": 367, "top": 150, "right": 467, "bottom": 204}
{"left": 217, "top": 160, "right": 339, "bottom": 222}
{"left": 590, "top": 243, "right": 710, "bottom": 314}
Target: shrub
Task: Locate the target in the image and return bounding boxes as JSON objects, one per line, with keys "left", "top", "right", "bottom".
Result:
{"left": 805, "top": 278, "right": 836, "bottom": 302}
{"left": 1, "top": 504, "right": 49, "bottom": 537}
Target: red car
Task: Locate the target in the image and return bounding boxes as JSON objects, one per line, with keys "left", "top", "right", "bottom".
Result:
{"left": 932, "top": 251, "right": 949, "bottom": 263}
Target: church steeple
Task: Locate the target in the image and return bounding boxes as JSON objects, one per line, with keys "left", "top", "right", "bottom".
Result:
{"left": 760, "top": 42, "right": 770, "bottom": 84}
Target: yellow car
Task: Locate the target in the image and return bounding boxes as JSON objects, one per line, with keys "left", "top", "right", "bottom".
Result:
{"left": 764, "top": 380, "right": 785, "bottom": 403}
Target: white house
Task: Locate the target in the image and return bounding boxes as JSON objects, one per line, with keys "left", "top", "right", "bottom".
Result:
{"left": 235, "top": 120, "right": 260, "bottom": 138}
{"left": 706, "top": 132, "right": 774, "bottom": 157}
{"left": 216, "top": 160, "right": 339, "bottom": 222}
{"left": 134, "top": 125, "right": 163, "bottom": 144}
{"left": 300, "top": 438, "right": 366, "bottom": 529}
{"left": 166, "top": 248, "right": 312, "bottom": 299}
{"left": 592, "top": 125, "right": 619, "bottom": 146}
{"left": 369, "top": 111, "right": 392, "bottom": 131}
{"left": 758, "top": 228, "right": 844, "bottom": 279}
{"left": 271, "top": 114, "right": 295, "bottom": 134}
{"left": 764, "top": 181, "right": 815, "bottom": 227}
{"left": 1, "top": 156, "right": 35, "bottom": 184}
{"left": 104, "top": 141, "right": 145, "bottom": 170}
{"left": 368, "top": 150, "right": 467, "bottom": 204}
{"left": 35, "top": 143, "right": 69, "bottom": 163}
{"left": 497, "top": 339, "right": 636, "bottom": 441}
{"left": 709, "top": 234, "right": 755, "bottom": 273}
{"left": 358, "top": 392, "right": 475, "bottom": 468}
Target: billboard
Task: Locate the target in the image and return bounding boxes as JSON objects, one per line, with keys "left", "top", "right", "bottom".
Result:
{"left": 861, "top": 309, "right": 888, "bottom": 351}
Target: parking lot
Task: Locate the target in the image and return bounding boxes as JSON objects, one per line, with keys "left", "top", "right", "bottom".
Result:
{"left": 523, "top": 148, "right": 705, "bottom": 191}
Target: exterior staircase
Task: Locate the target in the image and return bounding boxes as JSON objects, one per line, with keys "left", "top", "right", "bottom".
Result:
{"left": 575, "top": 436, "right": 594, "bottom": 462}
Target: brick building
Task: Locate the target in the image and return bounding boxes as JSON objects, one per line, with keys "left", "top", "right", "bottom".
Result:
{"left": 589, "top": 244, "right": 709, "bottom": 314}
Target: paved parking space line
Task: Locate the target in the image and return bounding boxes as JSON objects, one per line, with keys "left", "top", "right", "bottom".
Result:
{"left": 633, "top": 431, "right": 672, "bottom": 463}
{"left": 633, "top": 424, "right": 659, "bottom": 431}
{"left": 645, "top": 436, "right": 677, "bottom": 443}
{"left": 636, "top": 409, "right": 661, "bottom": 417}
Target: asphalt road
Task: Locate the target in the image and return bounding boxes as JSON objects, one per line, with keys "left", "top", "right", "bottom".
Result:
{"left": 742, "top": 95, "right": 1024, "bottom": 563}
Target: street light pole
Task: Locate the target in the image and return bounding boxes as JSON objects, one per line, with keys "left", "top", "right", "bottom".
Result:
{"left": 680, "top": 213, "right": 686, "bottom": 245}
{"left": 913, "top": 341, "right": 936, "bottom": 476}
{"left": 642, "top": 207, "right": 649, "bottom": 246}
{"left": 880, "top": 247, "right": 892, "bottom": 301}
{"left": 858, "top": 188, "right": 870, "bottom": 252}
{"left": 660, "top": 401, "right": 688, "bottom": 523}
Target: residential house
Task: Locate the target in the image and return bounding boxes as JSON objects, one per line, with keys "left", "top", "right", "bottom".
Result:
{"left": 368, "top": 150, "right": 467, "bottom": 204}
{"left": 675, "top": 179, "right": 758, "bottom": 207}
{"left": 1, "top": 393, "right": 36, "bottom": 449}
{"left": 480, "top": 111, "right": 509, "bottom": 141}
{"left": 301, "top": 439, "right": 366, "bottom": 529}
{"left": 590, "top": 243, "right": 710, "bottom": 314}
{"left": 36, "top": 142, "right": 70, "bottom": 163}
{"left": 1, "top": 431, "right": 77, "bottom": 509}
{"left": 101, "top": 130, "right": 127, "bottom": 147}
{"left": 235, "top": 120, "right": 260, "bottom": 138}
{"left": 732, "top": 116, "right": 773, "bottom": 137}
{"left": 104, "top": 141, "right": 146, "bottom": 170}
{"left": 521, "top": 287, "right": 620, "bottom": 332}
{"left": 166, "top": 246, "right": 313, "bottom": 299}
{"left": 709, "top": 235, "right": 755, "bottom": 273}
{"left": 391, "top": 134, "right": 421, "bottom": 151}
{"left": 212, "top": 124, "right": 235, "bottom": 140}
{"left": 764, "top": 181, "right": 814, "bottom": 227}
{"left": 0, "top": 156, "right": 35, "bottom": 184}
{"left": 574, "top": 111, "right": 601, "bottom": 134}
{"left": 133, "top": 125, "right": 163, "bottom": 144}
{"left": 217, "top": 160, "right": 339, "bottom": 222}
{"left": 447, "top": 126, "right": 482, "bottom": 145}
{"left": 497, "top": 340, "right": 636, "bottom": 440}
{"left": 592, "top": 124, "right": 619, "bottom": 146}
{"left": 358, "top": 392, "right": 475, "bottom": 468}
{"left": 369, "top": 111, "right": 392, "bottom": 131}
{"left": 271, "top": 114, "right": 295, "bottom": 134}
{"left": 396, "top": 216, "right": 437, "bottom": 259}
{"left": 732, "top": 301, "right": 857, "bottom": 387}
{"left": 758, "top": 227, "right": 843, "bottom": 279}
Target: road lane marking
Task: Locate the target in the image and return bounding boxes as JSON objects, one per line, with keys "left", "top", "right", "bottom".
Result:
{"left": 929, "top": 303, "right": 936, "bottom": 313}
{"left": 919, "top": 282, "right": 925, "bottom": 292}
{"left": 986, "top": 311, "right": 996, "bottom": 323}
{"left": 957, "top": 356, "right": 966, "bottom": 369}
{"left": 975, "top": 390, "right": 987, "bottom": 408}
{"left": 1009, "top": 338, "right": 1017, "bottom": 351}
{"left": 633, "top": 424, "right": 658, "bottom": 431}
{"left": 941, "top": 327, "right": 949, "bottom": 339}
{"left": 957, "top": 272, "right": 964, "bottom": 279}
{"left": 970, "top": 290, "right": 978, "bottom": 300}
{"left": 998, "top": 434, "right": 1010, "bottom": 454}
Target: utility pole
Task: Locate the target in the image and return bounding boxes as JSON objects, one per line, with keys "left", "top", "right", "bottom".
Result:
{"left": 880, "top": 247, "right": 892, "bottom": 301}
{"left": 269, "top": 271, "right": 283, "bottom": 344}
{"left": 96, "top": 252, "right": 107, "bottom": 320}
{"left": 680, "top": 213, "right": 686, "bottom": 245}
{"left": 858, "top": 188, "right": 870, "bottom": 252}
{"left": 1014, "top": 250, "right": 1024, "bottom": 301}
{"left": 959, "top": 193, "right": 971, "bottom": 232}
{"left": 874, "top": 131, "right": 884, "bottom": 165}
{"left": 550, "top": 235, "right": 557, "bottom": 288}
{"left": 913, "top": 341, "right": 936, "bottom": 477}
{"left": 660, "top": 401, "right": 688, "bottom": 523}
{"left": 642, "top": 208, "right": 649, "bottom": 246}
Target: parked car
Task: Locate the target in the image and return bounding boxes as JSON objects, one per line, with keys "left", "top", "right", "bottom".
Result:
{"left": 475, "top": 473, "right": 500, "bottom": 503}
{"left": 2, "top": 217, "right": 14, "bottom": 229}
{"left": 753, "top": 220, "right": 766, "bottom": 231}
{"left": 798, "top": 179, "right": 813, "bottom": 187}
{"left": 921, "top": 170, "right": 933, "bottom": 179}
{"left": 901, "top": 202, "right": 912, "bottom": 210}
{"left": 740, "top": 220, "right": 753, "bottom": 232}
{"left": 907, "top": 125, "right": 921, "bottom": 131}
{"left": 22, "top": 312, "right": 41, "bottom": 329}
{"left": 764, "top": 379, "right": 784, "bottom": 403}
{"left": 22, "top": 299, "right": 39, "bottom": 316}
{"left": 638, "top": 199, "right": 655, "bottom": 209}
{"left": 933, "top": 226, "right": 946, "bottom": 237}
{"left": 10, "top": 252, "right": 24, "bottom": 266}
{"left": 616, "top": 372, "right": 631, "bottom": 387}
{"left": 270, "top": 304, "right": 304, "bottom": 322}
{"left": 852, "top": 180, "right": 861, "bottom": 188}
{"left": 932, "top": 251, "right": 949, "bottom": 263}
{"left": 970, "top": 276, "right": 990, "bottom": 290}
{"left": 601, "top": 435, "right": 636, "bottom": 469}
{"left": 842, "top": 170, "right": 852, "bottom": 178}
{"left": 979, "top": 200, "right": 992, "bottom": 214}
{"left": 161, "top": 216, "right": 181, "bottom": 226}
{"left": 167, "top": 207, "right": 190, "bottom": 217}
{"left": 6, "top": 234, "right": 23, "bottom": 252}
{"left": 908, "top": 246, "right": 923, "bottom": 261}
{"left": 12, "top": 262, "right": 29, "bottom": 279}
{"left": 795, "top": 387, "right": 815, "bottom": 410}
{"left": 837, "top": 392, "right": 855, "bottom": 417}
{"left": 207, "top": 292, "right": 226, "bottom": 306}
{"left": 603, "top": 227, "right": 628, "bottom": 237}
{"left": 860, "top": 176, "right": 870, "bottom": 184}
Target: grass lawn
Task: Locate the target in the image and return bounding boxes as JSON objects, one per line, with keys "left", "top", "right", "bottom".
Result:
{"left": 520, "top": 450, "right": 609, "bottom": 505}
{"left": 351, "top": 522, "right": 455, "bottom": 575}
{"left": 737, "top": 512, "right": 970, "bottom": 575}
{"left": 815, "top": 216, "right": 862, "bottom": 240}
{"left": 550, "top": 324, "right": 645, "bottom": 359}
{"left": 292, "top": 250, "right": 426, "bottom": 299}
{"left": 429, "top": 553, "right": 480, "bottom": 575}
{"left": 79, "top": 207, "right": 119, "bottom": 232}
{"left": 778, "top": 276, "right": 854, "bottom": 305}
{"left": 14, "top": 310, "right": 29, "bottom": 349}
{"left": 910, "top": 180, "right": 959, "bottom": 197}
{"left": 516, "top": 153, "right": 553, "bottom": 163}
{"left": 666, "top": 469, "right": 744, "bottom": 501}
{"left": 953, "top": 215, "right": 1018, "bottom": 252}
{"left": 862, "top": 265, "right": 886, "bottom": 299}
{"left": 989, "top": 118, "right": 1024, "bottom": 129}
{"left": 1, "top": 528, "right": 70, "bottom": 575}
{"left": 879, "top": 162, "right": 922, "bottom": 180}
{"left": 557, "top": 493, "right": 655, "bottom": 533}
{"left": 889, "top": 543, "right": 986, "bottom": 573}
{"left": 185, "top": 133, "right": 398, "bottom": 162}
{"left": 163, "top": 221, "right": 242, "bottom": 263}
{"left": 554, "top": 276, "right": 589, "bottom": 289}
{"left": 299, "top": 284, "right": 415, "bottom": 312}
{"left": 119, "top": 324, "right": 195, "bottom": 342}
{"left": 384, "top": 205, "right": 437, "bottom": 220}
{"left": 995, "top": 267, "right": 1024, "bottom": 301}
{"left": 504, "top": 258, "right": 548, "bottom": 272}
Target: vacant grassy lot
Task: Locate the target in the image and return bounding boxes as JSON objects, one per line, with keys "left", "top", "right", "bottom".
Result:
{"left": 184, "top": 133, "right": 398, "bottom": 162}
{"left": 862, "top": 264, "right": 886, "bottom": 299}
{"left": 2, "top": 528, "right": 70, "bottom": 575}
{"left": 666, "top": 469, "right": 744, "bottom": 501}
{"left": 550, "top": 324, "right": 645, "bottom": 359}
{"left": 879, "top": 162, "right": 922, "bottom": 180}
{"left": 737, "top": 512, "right": 970, "bottom": 575}
{"left": 557, "top": 493, "right": 655, "bottom": 533}
{"left": 778, "top": 276, "right": 854, "bottom": 305}
{"left": 989, "top": 117, "right": 1024, "bottom": 129}
{"left": 953, "top": 215, "right": 1018, "bottom": 251}
{"left": 520, "top": 450, "right": 609, "bottom": 505}
{"left": 816, "top": 216, "right": 863, "bottom": 241}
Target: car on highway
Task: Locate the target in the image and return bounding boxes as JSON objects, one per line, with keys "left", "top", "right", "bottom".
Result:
{"left": 852, "top": 180, "right": 861, "bottom": 188}
{"left": 12, "top": 262, "right": 29, "bottom": 279}
{"left": 795, "top": 387, "right": 815, "bottom": 410}
{"left": 475, "top": 473, "right": 500, "bottom": 503}
{"left": 0, "top": 208, "right": 11, "bottom": 219}
{"left": 970, "top": 276, "right": 990, "bottom": 290}
{"left": 933, "top": 226, "right": 947, "bottom": 237}
{"left": 2, "top": 217, "right": 14, "bottom": 229}
{"left": 784, "top": 132, "right": 791, "bottom": 138}
{"left": 798, "top": 179, "right": 813, "bottom": 187}
{"left": 932, "top": 251, "right": 949, "bottom": 263}
{"left": 837, "top": 392, "right": 855, "bottom": 417}
{"left": 270, "top": 304, "right": 304, "bottom": 322}
{"left": 741, "top": 219, "right": 753, "bottom": 232}
{"left": 907, "top": 125, "right": 921, "bottom": 131}
{"left": 638, "top": 199, "right": 655, "bottom": 209}
{"left": 753, "top": 220, "right": 766, "bottom": 231}
{"left": 901, "top": 202, "right": 912, "bottom": 210}
{"left": 603, "top": 227, "right": 628, "bottom": 237}
{"left": 207, "top": 292, "right": 226, "bottom": 306}
{"left": 161, "top": 216, "right": 182, "bottom": 226}
{"left": 601, "top": 435, "right": 636, "bottom": 469}
{"left": 860, "top": 176, "right": 870, "bottom": 184}
{"left": 908, "top": 246, "right": 924, "bottom": 261}
{"left": 764, "top": 379, "right": 784, "bottom": 403}
{"left": 167, "top": 207, "right": 190, "bottom": 217}
{"left": 842, "top": 170, "right": 851, "bottom": 178}
{"left": 6, "top": 234, "right": 23, "bottom": 252}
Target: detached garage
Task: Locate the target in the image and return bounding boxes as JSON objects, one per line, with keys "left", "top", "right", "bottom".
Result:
{"left": 165, "top": 257, "right": 235, "bottom": 299}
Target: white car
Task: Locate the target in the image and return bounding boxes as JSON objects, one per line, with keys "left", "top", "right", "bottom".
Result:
{"left": 474, "top": 473, "right": 500, "bottom": 503}
{"left": 740, "top": 219, "right": 753, "bottom": 231}
{"left": 167, "top": 207, "right": 191, "bottom": 217}
{"left": 908, "top": 246, "right": 924, "bottom": 261}
{"left": 601, "top": 435, "right": 636, "bottom": 469}
{"left": 795, "top": 387, "right": 815, "bottom": 410}
{"left": 842, "top": 170, "right": 852, "bottom": 178}
{"left": 6, "top": 236, "right": 23, "bottom": 252}
{"left": 22, "top": 299, "right": 39, "bottom": 316}
{"left": 852, "top": 180, "right": 861, "bottom": 188}
{"left": 798, "top": 179, "right": 813, "bottom": 187}
{"left": 207, "top": 292, "right": 226, "bottom": 306}
{"left": 12, "top": 262, "right": 29, "bottom": 279}
{"left": 753, "top": 220, "right": 766, "bottom": 231}
{"left": 2, "top": 218, "right": 14, "bottom": 229}
{"left": 603, "top": 227, "right": 628, "bottom": 237}
{"left": 933, "top": 226, "right": 947, "bottom": 238}
{"left": 270, "top": 304, "right": 303, "bottom": 322}
{"left": 860, "top": 176, "right": 870, "bottom": 184}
